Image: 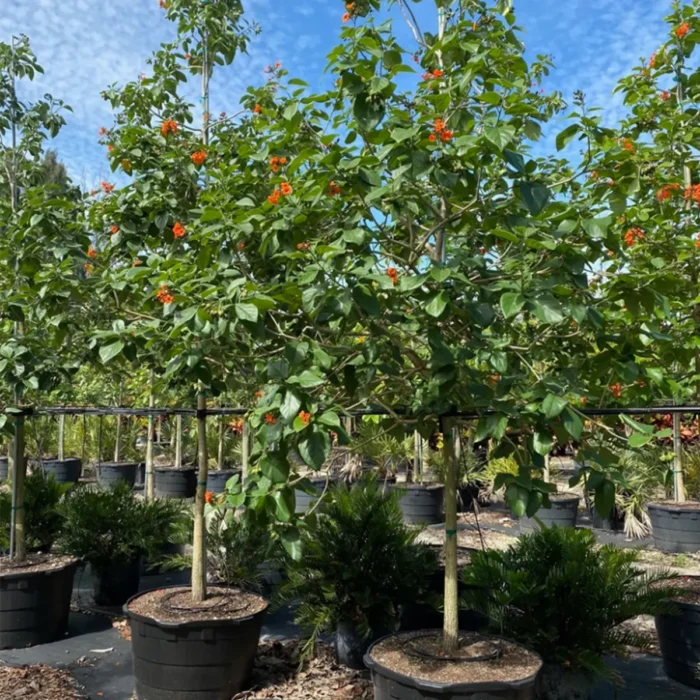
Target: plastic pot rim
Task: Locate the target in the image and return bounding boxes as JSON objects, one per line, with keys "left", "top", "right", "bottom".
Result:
{"left": 124, "top": 584, "right": 269, "bottom": 630}
{"left": 0, "top": 556, "right": 79, "bottom": 582}
{"left": 363, "top": 630, "right": 542, "bottom": 693}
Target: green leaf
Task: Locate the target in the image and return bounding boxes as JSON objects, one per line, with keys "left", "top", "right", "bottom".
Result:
{"left": 619, "top": 414, "right": 654, "bottom": 434}
{"left": 298, "top": 427, "right": 331, "bottom": 470}
{"left": 318, "top": 411, "right": 341, "bottom": 428}
{"left": 533, "top": 430, "right": 554, "bottom": 456}
{"left": 519, "top": 181, "right": 550, "bottom": 216}
{"left": 200, "top": 208, "right": 222, "bottom": 223}
{"left": 628, "top": 432, "right": 653, "bottom": 448}
{"left": 280, "top": 391, "right": 302, "bottom": 421}
{"left": 505, "top": 483, "right": 529, "bottom": 518}
{"left": 290, "top": 370, "right": 325, "bottom": 388}
{"left": 235, "top": 303, "right": 259, "bottom": 322}
{"left": 503, "top": 150, "right": 526, "bottom": 174}
{"left": 555, "top": 123, "right": 581, "bottom": 151}
{"left": 500, "top": 292, "right": 525, "bottom": 319}
{"left": 353, "top": 93, "right": 386, "bottom": 131}
{"left": 99, "top": 341, "right": 124, "bottom": 364}
{"left": 399, "top": 274, "right": 428, "bottom": 292}
{"left": 532, "top": 295, "right": 564, "bottom": 324}
{"left": 281, "top": 528, "right": 303, "bottom": 560}
{"left": 352, "top": 285, "right": 381, "bottom": 316}
{"left": 594, "top": 479, "right": 615, "bottom": 518}
{"left": 562, "top": 407, "right": 584, "bottom": 440}
{"left": 542, "top": 394, "right": 568, "bottom": 419}
{"left": 582, "top": 217, "right": 612, "bottom": 239}
{"left": 484, "top": 125, "right": 516, "bottom": 151}
{"left": 425, "top": 291, "right": 448, "bottom": 318}
{"left": 260, "top": 453, "right": 290, "bottom": 484}
{"left": 391, "top": 126, "right": 419, "bottom": 142}
{"left": 273, "top": 489, "right": 295, "bottom": 522}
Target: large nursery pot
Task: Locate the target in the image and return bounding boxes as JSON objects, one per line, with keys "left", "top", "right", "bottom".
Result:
{"left": 37, "top": 458, "right": 82, "bottom": 484}
{"left": 155, "top": 467, "right": 197, "bottom": 499}
{"left": 206, "top": 468, "right": 240, "bottom": 494}
{"left": 590, "top": 506, "right": 625, "bottom": 533}
{"left": 97, "top": 461, "right": 138, "bottom": 489}
{"left": 0, "top": 556, "right": 78, "bottom": 649}
{"left": 655, "top": 592, "right": 700, "bottom": 689}
{"left": 648, "top": 502, "right": 700, "bottom": 553}
{"left": 365, "top": 631, "right": 542, "bottom": 700}
{"left": 391, "top": 484, "right": 444, "bottom": 524}
{"left": 125, "top": 585, "right": 268, "bottom": 700}
{"left": 93, "top": 558, "right": 142, "bottom": 607}
{"left": 336, "top": 619, "right": 390, "bottom": 670}
{"left": 519, "top": 494, "right": 580, "bottom": 535}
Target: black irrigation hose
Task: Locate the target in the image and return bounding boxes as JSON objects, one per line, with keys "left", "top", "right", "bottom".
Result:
{"left": 402, "top": 632, "right": 503, "bottom": 663}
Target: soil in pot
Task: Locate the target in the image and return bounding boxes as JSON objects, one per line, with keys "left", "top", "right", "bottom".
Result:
{"left": 0, "top": 554, "right": 78, "bottom": 649}
{"left": 97, "top": 461, "right": 138, "bottom": 489}
{"left": 93, "top": 558, "right": 141, "bottom": 607}
{"left": 649, "top": 501, "right": 700, "bottom": 553}
{"left": 206, "top": 468, "right": 241, "bottom": 494}
{"left": 655, "top": 576, "right": 700, "bottom": 689}
{"left": 391, "top": 484, "right": 444, "bottom": 525}
{"left": 154, "top": 466, "right": 197, "bottom": 499}
{"left": 35, "top": 458, "right": 82, "bottom": 484}
{"left": 519, "top": 493, "right": 580, "bottom": 535}
{"left": 365, "top": 630, "right": 542, "bottom": 699}
{"left": 126, "top": 585, "right": 268, "bottom": 700}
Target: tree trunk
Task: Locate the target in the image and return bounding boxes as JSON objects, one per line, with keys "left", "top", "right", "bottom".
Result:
{"left": 217, "top": 414, "right": 225, "bottom": 470}
{"left": 413, "top": 430, "right": 421, "bottom": 482}
{"left": 241, "top": 418, "right": 249, "bottom": 482}
{"left": 10, "top": 412, "right": 26, "bottom": 561}
{"left": 674, "top": 412, "right": 686, "bottom": 502}
{"left": 175, "top": 414, "right": 183, "bottom": 469}
{"left": 145, "top": 373, "right": 155, "bottom": 500}
{"left": 57, "top": 413, "right": 65, "bottom": 462}
{"left": 442, "top": 416, "right": 459, "bottom": 654}
{"left": 192, "top": 392, "right": 209, "bottom": 602}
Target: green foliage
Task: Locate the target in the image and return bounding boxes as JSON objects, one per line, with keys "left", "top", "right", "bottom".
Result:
{"left": 57, "top": 482, "right": 183, "bottom": 566}
{"left": 0, "top": 472, "right": 70, "bottom": 551}
{"left": 462, "top": 526, "right": 680, "bottom": 679}
{"left": 277, "top": 477, "right": 437, "bottom": 654}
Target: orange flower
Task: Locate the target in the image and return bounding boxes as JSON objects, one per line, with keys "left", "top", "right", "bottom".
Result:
{"left": 87, "top": 246, "right": 97, "bottom": 259}
{"left": 296, "top": 242, "right": 310, "bottom": 251}
{"left": 432, "top": 68, "right": 444, "bottom": 78}
{"left": 387, "top": 267, "right": 399, "bottom": 285}
{"left": 270, "top": 156, "right": 279, "bottom": 166}
{"left": 441, "top": 129, "right": 454, "bottom": 142}
{"left": 100, "top": 181, "right": 114, "bottom": 194}
{"left": 623, "top": 228, "right": 644, "bottom": 247}
{"left": 84, "top": 263, "right": 93, "bottom": 275}
{"left": 676, "top": 22, "right": 691, "bottom": 39}
{"left": 685, "top": 184, "right": 700, "bottom": 205}
{"left": 108, "top": 144, "right": 114, "bottom": 153}
{"left": 658, "top": 183, "right": 681, "bottom": 201}
{"left": 253, "top": 104, "right": 262, "bottom": 114}
{"left": 581, "top": 396, "right": 587, "bottom": 405}
{"left": 173, "top": 222, "right": 186, "bottom": 238}
{"left": 621, "top": 138, "right": 634, "bottom": 153}
{"left": 434, "top": 118, "right": 446, "bottom": 132}
{"left": 609, "top": 383, "right": 623, "bottom": 398}
{"left": 132, "top": 258, "right": 142, "bottom": 266}
{"left": 160, "top": 119, "right": 178, "bottom": 136}
{"left": 264, "top": 413, "right": 276, "bottom": 425}
{"left": 237, "top": 241, "right": 245, "bottom": 251}
{"left": 205, "top": 491, "right": 215, "bottom": 505}
{"left": 695, "top": 234, "right": 700, "bottom": 248}
{"left": 279, "top": 156, "right": 287, "bottom": 165}
{"left": 342, "top": 12, "right": 351, "bottom": 22}
{"left": 649, "top": 53, "right": 657, "bottom": 68}
{"left": 660, "top": 91, "right": 671, "bottom": 101}
{"left": 328, "top": 181, "right": 342, "bottom": 196}
{"left": 428, "top": 133, "right": 436, "bottom": 142}
{"left": 155, "top": 285, "right": 174, "bottom": 304}
{"left": 229, "top": 418, "right": 244, "bottom": 434}
{"left": 346, "top": 2, "right": 355, "bottom": 8}
{"left": 281, "top": 182, "right": 293, "bottom": 196}
{"left": 298, "top": 410, "right": 311, "bottom": 425}
{"left": 275, "top": 62, "right": 281, "bottom": 68}
{"left": 98, "top": 127, "right": 107, "bottom": 136}
{"left": 110, "top": 225, "right": 119, "bottom": 235}
{"left": 255, "top": 391, "right": 263, "bottom": 399}
{"left": 267, "top": 189, "right": 281, "bottom": 205}
{"left": 191, "top": 150, "right": 207, "bottom": 166}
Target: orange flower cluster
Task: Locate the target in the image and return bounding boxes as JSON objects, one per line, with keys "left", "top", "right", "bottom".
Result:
{"left": 609, "top": 383, "right": 623, "bottom": 398}
{"left": 281, "top": 182, "right": 292, "bottom": 196}
{"left": 205, "top": 491, "right": 215, "bottom": 505}
{"left": 296, "top": 242, "right": 310, "bottom": 251}
{"left": 430, "top": 118, "right": 453, "bottom": 142}
{"left": 268, "top": 189, "right": 280, "bottom": 205}
{"left": 298, "top": 410, "right": 311, "bottom": 425}
{"left": 87, "top": 246, "right": 97, "bottom": 259}
{"left": 264, "top": 413, "right": 276, "bottom": 425}
{"left": 269, "top": 155, "right": 287, "bottom": 172}
{"left": 110, "top": 225, "right": 119, "bottom": 235}
{"left": 422, "top": 68, "right": 444, "bottom": 80}
{"left": 161, "top": 120, "right": 178, "bottom": 136}
{"left": 100, "top": 181, "right": 114, "bottom": 194}
{"left": 84, "top": 263, "right": 93, "bottom": 275}
{"left": 133, "top": 258, "right": 142, "bottom": 267}
{"left": 657, "top": 183, "right": 681, "bottom": 202}
{"left": 108, "top": 145, "right": 115, "bottom": 153}
{"left": 237, "top": 241, "right": 245, "bottom": 251}
{"left": 623, "top": 228, "right": 645, "bottom": 247}
{"left": 268, "top": 183, "right": 292, "bottom": 204}
{"left": 686, "top": 184, "right": 700, "bottom": 205}
{"left": 173, "top": 222, "right": 186, "bottom": 238}
{"left": 229, "top": 418, "right": 244, "bottom": 435}
{"left": 387, "top": 267, "right": 399, "bottom": 285}
{"left": 342, "top": 2, "right": 354, "bottom": 21}
{"left": 621, "top": 138, "right": 635, "bottom": 153}
{"left": 255, "top": 391, "right": 264, "bottom": 399}
{"left": 328, "top": 181, "right": 342, "bottom": 196}
{"left": 156, "top": 285, "right": 174, "bottom": 304}
{"left": 253, "top": 104, "right": 262, "bottom": 114}
{"left": 676, "top": 22, "right": 691, "bottom": 39}
{"left": 191, "top": 150, "right": 207, "bottom": 166}
{"left": 660, "top": 91, "right": 671, "bottom": 102}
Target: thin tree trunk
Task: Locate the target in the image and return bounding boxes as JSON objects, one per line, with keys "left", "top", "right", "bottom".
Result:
{"left": 192, "top": 392, "right": 209, "bottom": 602}
{"left": 442, "top": 416, "right": 459, "bottom": 654}
{"left": 241, "top": 418, "right": 249, "bottom": 482}
{"left": 114, "top": 385, "right": 123, "bottom": 463}
{"left": 58, "top": 413, "right": 65, "bottom": 461}
{"left": 10, "top": 412, "right": 26, "bottom": 561}
{"left": 175, "top": 414, "right": 183, "bottom": 469}
{"left": 145, "top": 373, "right": 155, "bottom": 499}
{"left": 674, "top": 412, "right": 686, "bottom": 502}
{"left": 217, "top": 414, "right": 225, "bottom": 470}
{"left": 413, "top": 430, "right": 421, "bottom": 482}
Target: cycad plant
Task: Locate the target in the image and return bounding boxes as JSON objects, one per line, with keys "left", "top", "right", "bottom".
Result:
{"left": 462, "top": 526, "right": 679, "bottom": 681}
{"left": 277, "top": 476, "right": 437, "bottom": 658}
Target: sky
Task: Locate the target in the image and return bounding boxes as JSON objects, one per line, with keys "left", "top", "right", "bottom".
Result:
{"left": 2, "top": 0, "right": 673, "bottom": 189}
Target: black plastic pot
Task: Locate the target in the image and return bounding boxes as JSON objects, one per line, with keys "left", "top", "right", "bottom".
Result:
{"left": 336, "top": 620, "right": 388, "bottom": 669}
{"left": 457, "top": 482, "right": 487, "bottom": 513}
{"left": 97, "top": 461, "right": 138, "bottom": 489}
{"left": 125, "top": 586, "right": 268, "bottom": 700}
{"left": 0, "top": 558, "right": 78, "bottom": 649}
{"left": 649, "top": 503, "right": 700, "bottom": 553}
{"left": 519, "top": 494, "right": 580, "bottom": 535}
{"left": 37, "top": 458, "right": 82, "bottom": 484}
{"left": 155, "top": 468, "right": 197, "bottom": 499}
{"left": 656, "top": 598, "right": 700, "bottom": 688}
{"left": 206, "top": 469, "right": 241, "bottom": 494}
{"left": 591, "top": 507, "right": 625, "bottom": 533}
{"left": 0, "top": 457, "right": 7, "bottom": 481}
{"left": 365, "top": 632, "right": 541, "bottom": 700}
{"left": 93, "top": 558, "right": 141, "bottom": 606}
{"left": 391, "top": 484, "right": 444, "bottom": 525}
{"left": 295, "top": 477, "right": 329, "bottom": 513}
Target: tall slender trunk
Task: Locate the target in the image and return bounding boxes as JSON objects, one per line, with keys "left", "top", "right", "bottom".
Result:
{"left": 673, "top": 412, "right": 686, "bottom": 502}
{"left": 442, "top": 417, "right": 459, "bottom": 653}
{"left": 175, "top": 414, "right": 183, "bottom": 469}
{"left": 241, "top": 418, "right": 249, "bottom": 482}
{"left": 145, "top": 372, "right": 155, "bottom": 499}
{"left": 192, "top": 392, "right": 209, "bottom": 602}
{"left": 217, "top": 414, "right": 225, "bottom": 470}
{"left": 58, "top": 413, "right": 65, "bottom": 462}
{"left": 114, "top": 384, "right": 123, "bottom": 463}
{"left": 10, "top": 412, "right": 26, "bottom": 561}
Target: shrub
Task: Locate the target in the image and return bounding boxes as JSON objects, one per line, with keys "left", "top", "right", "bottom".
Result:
{"left": 278, "top": 476, "right": 437, "bottom": 654}
{"left": 462, "top": 526, "right": 679, "bottom": 680}
{"left": 0, "top": 472, "right": 70, "bottom": 552}
{"left": 58, "top": 482, "right": 183, "bottom": 567}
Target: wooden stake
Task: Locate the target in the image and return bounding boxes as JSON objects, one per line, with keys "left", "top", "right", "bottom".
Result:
{"left": 442, "top": 416, "right": 459, "bottom": 654}
{"left": 192, "top": 391, "right": 209, "bottom": 602}
{"left": 674, "top": 412, "right": 686, "bottom": 503}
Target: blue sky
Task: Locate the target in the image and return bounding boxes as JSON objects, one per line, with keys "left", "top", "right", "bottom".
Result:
{"left": 3, "top": 0, "right": 671, "bottom": 189}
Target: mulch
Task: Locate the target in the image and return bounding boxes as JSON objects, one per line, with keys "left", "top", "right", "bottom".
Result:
{"left": 232, "top": 640, "right": 372, "bottom": 700}
{"left": 0, "top": 662, "right": 85, "bottom": 699}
